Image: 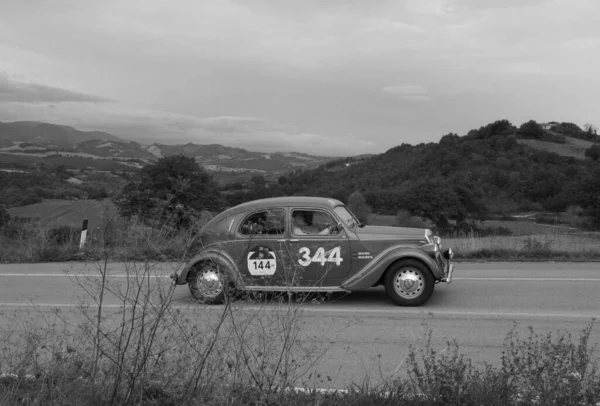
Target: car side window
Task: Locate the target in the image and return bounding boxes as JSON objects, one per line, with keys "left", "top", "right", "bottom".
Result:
{"left": 239, "top": 209, "right": 286, "bottom": 236}
{"left": 291, "top": 209, "right": 339, "bottom": 236}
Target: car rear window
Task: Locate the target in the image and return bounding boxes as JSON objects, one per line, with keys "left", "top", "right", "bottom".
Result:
{"left": 239, "top": 209, "right": 286, "bottom": 235}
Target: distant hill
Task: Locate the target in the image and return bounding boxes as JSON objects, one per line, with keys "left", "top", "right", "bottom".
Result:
{"left": 0, "top": 121, "right": 122, "bottom": 147}
{"left": 0, "top": 121, "right": 337, "bottom": 175}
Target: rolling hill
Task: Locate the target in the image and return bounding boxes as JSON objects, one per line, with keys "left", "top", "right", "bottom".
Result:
{"left": 0, "top": 121, "right": 338, "bottom": 174}
{"left": 0, "top": 121, "right": 122, "bottom": 147}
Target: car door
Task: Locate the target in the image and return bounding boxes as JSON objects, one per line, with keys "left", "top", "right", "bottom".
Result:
{"left": 286, "top": 208, "right": 353, "bottom": 287}
{"left": 236, "top": 207, "right": 292, "bottom": 287}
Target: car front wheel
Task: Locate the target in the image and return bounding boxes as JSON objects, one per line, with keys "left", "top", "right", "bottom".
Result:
{"left": 187, "top": 262, "right": 230, "bottom": 304}
{"left": 384, "top": 259, "right": 434, "bottom": 306}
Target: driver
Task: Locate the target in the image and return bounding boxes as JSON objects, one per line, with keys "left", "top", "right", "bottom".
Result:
{"left": 292, "top": 212, "right": 331, "bottom": 235}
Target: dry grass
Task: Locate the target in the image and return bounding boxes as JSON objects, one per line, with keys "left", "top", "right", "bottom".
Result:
{"left": 516, "top": 135, "right": 595, "bottom": 160}
{"left": 446, "top": 231, "right": 600, "bottom": 260}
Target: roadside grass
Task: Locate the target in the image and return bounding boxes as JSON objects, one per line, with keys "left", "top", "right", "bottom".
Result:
{"left": 2, "top": 210, "right": 600, "bottom": 262}
{"left": 1, "top": 292, "right": 599, "bottom": 405}
{"left": 446, "top": 231, "right": 600, "bottom": 261}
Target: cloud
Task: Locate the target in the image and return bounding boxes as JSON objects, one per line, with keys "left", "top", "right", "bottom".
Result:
{"left": 0, "top": 101, "right": 376, "bottom": 156}
{"left": 382, "top": 85, "right": 432, "bottom": 101}
{"left": 447, "top": 0, "right": 550, "bottom": 12}
{"left": 0, "top": 72, "right": 114, "bottom": 103}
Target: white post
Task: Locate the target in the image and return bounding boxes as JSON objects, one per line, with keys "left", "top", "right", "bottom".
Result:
{"left": 79, "top": 219, "right": 88, "bottom": 249}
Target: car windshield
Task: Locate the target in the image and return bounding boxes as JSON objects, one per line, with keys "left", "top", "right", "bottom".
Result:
{"left": 334, "top": 205, "right": 360, "bottom": 229}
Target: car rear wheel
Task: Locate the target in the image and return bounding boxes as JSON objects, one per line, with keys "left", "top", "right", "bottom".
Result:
{"left": 384, "top": 259, "right": 434, "bottom": 306}
{"left": 187, "top": 262, "right": 231, "bottom": 304}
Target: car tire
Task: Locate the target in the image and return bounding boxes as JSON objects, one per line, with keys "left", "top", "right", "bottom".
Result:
{"left": 187, "top": 261, "right": 231, "bottom": 304}
{"left": 384, "top": 259, "right": 434, "bottom": 306}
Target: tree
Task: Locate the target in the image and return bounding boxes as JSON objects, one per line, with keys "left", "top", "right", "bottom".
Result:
{"left": 347, "top": 191, "right": 371, "bottom": 224}
{"left": 0, "top": 205, "right": 10, "bottom": 229}
{"left": 399, "top": 180, "right": 486, "bottom": 230}
{"left": 585, "top": 145, "right": 600, "bottom": 161}
{"left": 113, "top": 155, "right": 223, "bottom": 228}
{"left": 584, "top": 123, "right": 598, "bottom": 137}
{"left": 518, "top": 120, "right": 544, "bottom": 139}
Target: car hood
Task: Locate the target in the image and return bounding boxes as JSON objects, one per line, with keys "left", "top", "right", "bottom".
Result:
{"left": 354, "top": 225, "right": 430, "bottom": 243}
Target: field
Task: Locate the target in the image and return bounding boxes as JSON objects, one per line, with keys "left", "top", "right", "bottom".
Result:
{"left": 0, "top": 152, "right": 139, "bottom": 171}
{"left": 516, "top": 135, "right": 595, "bottom": 160}
{"left": 6, "top": 199, "right": 119, "bottom": 230}
{"left": 369, "top": 213, "right": 578, "bottom": 235}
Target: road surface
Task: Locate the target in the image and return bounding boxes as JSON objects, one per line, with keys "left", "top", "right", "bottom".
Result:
{"left": 1, "top": 261, "right": 599, "bottom": 388}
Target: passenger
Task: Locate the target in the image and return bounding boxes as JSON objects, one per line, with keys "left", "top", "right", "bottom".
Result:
{"left": 292, "top": 213, "right": 310, "bottom": 235}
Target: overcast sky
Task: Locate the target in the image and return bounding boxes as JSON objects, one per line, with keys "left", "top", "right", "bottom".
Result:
{"left": 1, "top": 0, "right": 599, "bottom": 156}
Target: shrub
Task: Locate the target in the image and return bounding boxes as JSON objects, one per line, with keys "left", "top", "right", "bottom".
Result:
{"left": 47, "top": 225, "right": 79, "bottom": 246}
{"left": 396, "top": 210, "right": 427, "bottom": 228}
{"left": 585, "top": 145, "right": 600, "bottom": 161}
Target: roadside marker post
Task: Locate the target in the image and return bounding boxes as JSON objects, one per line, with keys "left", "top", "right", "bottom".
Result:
{"left": 79, "top": 219, "right": 88, "bottom": 250}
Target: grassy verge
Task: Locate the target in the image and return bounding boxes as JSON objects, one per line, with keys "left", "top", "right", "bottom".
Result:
{"left": 1, "top": 290, "right": 599, "bottom": 405}
{"left": 1, "top": 206, "right": 600, "bottom": 263}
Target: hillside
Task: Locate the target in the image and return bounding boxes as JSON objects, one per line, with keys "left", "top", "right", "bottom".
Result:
{"left": 222, "top": 119, "right": 600, "bottom": 230}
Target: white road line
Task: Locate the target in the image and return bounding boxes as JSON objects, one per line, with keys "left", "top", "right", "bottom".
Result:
{"left": 0, "top": 302, "right": 597, "bottom": 319}
{"left": 452, "top": 277, "right": 600, "bottom": 281}
{"left": 0, "top": 273, "right": 171, "bottom": 278}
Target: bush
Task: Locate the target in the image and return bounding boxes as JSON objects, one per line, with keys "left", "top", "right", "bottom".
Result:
{"left": 19, "top": 191, "right": 43, "bottom": 206}
{"left": 396, "top": 210, "right": 428, "bottom": 228}
{"left": 585, "top": 145, "right": 600, "bottom": 161}
{"left": 0, "top": 205, "right": 9, "bottom": 228}
{"left": 47, "top": 225, "right": 79, "bottom": 246}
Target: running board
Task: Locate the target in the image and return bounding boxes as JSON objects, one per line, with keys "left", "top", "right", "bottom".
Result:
{"left": 243, "top": 286, "right": 349, "bottom": 293}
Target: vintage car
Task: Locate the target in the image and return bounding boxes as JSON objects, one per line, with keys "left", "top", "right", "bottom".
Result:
{"left": 170, "top": 196, "right": 455, "bottom": 306}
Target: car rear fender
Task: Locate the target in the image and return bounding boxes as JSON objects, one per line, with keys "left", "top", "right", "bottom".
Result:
{"left": 173, "top": 248, "right": 244, "bottom": 289}
{"left": 340, "top": 246, "right": 441, "bottom": 291}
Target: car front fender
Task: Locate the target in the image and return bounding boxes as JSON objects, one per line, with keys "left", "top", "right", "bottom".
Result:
{"left": 171, "top": 248, "right": 244, "bottom": 289}
{"left": 340, "top": 246, "right": 442, "bottom": 291}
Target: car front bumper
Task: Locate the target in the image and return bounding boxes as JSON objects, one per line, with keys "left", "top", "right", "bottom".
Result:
{"left": 441, "top": 263, "right": 454, "bottom": 284}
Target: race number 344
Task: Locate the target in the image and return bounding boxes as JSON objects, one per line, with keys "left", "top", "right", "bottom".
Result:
{"left": 298, "top": 246, "right": 343, "bottom": 266}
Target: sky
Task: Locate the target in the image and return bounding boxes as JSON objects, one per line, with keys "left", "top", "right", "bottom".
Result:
{"left": 1, "top": 0, "right": 599, "bottom": 156}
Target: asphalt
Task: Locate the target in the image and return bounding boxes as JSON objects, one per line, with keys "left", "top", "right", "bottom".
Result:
{"left": 1, "top": 261, "right": 599, "bottom": 387}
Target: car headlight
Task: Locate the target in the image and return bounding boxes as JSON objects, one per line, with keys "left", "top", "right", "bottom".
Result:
{"left": 443, "top": 248, "right": 454, "bottom": 260}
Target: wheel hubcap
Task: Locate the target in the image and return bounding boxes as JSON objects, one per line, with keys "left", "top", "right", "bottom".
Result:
{"left": 393, "top": 268, "right": 424, "bottom": 299}
{"left": 197, "top": 269, "right": 223, "bottom": 298}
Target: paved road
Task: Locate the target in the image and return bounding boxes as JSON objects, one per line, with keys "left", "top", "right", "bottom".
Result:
{"left": 1, "top": 261, "right": 599, "bottom": 388}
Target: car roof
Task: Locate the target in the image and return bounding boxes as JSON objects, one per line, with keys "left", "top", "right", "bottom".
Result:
{"left": 235, "top": 196, "right": 343, "bottom": 212}
{"left": 211, "top": 196, "right": 345, "bottom": 222}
